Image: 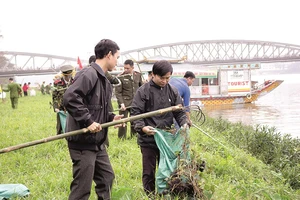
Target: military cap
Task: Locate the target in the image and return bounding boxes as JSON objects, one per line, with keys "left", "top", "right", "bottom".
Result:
{"left": 60, "top": 65, "right": 74, "bottom": 74}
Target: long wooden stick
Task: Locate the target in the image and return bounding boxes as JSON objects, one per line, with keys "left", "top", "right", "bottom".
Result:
{"left": 0, "top": 105, "right": 183, "bottom": 154}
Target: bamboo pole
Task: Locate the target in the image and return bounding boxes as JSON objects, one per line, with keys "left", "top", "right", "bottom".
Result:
{"left": 0, "top": 105, "right": 183, "bottom": 154}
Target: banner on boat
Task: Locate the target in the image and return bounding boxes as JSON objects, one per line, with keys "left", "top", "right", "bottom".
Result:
{"left": 227, "top": 71, "right": 251, "bottom": 93}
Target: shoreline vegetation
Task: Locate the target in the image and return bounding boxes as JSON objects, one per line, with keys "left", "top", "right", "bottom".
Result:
{"left": 0, "top": 94, "right": 299, "bottom": 199}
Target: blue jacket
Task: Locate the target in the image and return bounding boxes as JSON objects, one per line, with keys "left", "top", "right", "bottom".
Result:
{"left": 169, "top": 77, "right": 191, "bottom": 111}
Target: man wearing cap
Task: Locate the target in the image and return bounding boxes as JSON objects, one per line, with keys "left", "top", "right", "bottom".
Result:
{"left": 115, "top": 59, "right": 143, "bottom": 139}
{"left": 3, "top": 78, "right": 22, "bottom": 109}
{"left": 52, "top": 65, "right": 75, "bottom": 134}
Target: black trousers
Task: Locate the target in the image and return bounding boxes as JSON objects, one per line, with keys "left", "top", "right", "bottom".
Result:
{"left": 56, "top": 114, "right": 62, "bottom": 135}
{"left": 68, "top": 148, "right": 114, "bottom": 200}
{"left": 140, "top": 146, "right": 160, "bottom": 195}
{"left": 118, "top": 109, "right": 136, "bottom": 139}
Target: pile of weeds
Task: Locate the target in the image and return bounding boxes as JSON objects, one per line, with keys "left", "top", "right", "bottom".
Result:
{"left": 166, "top": 158, "right": 206, "bottom": 199}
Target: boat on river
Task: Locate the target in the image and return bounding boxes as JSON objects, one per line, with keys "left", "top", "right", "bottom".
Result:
{"left": 117, "top": 56, "right": 284, "bottom": 106}
{"left": 190, "top": 79, "right": 283, "bottom": 106}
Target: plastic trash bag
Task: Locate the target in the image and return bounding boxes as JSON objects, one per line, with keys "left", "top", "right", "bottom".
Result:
{"left": 0, "top": 184, "right": 30, "bottom": 199}
{"left": 154, "top": 127, "right": 190, "bottom": 194}
{"left": 58, "top": 111, "right": 67, "bottom": 133}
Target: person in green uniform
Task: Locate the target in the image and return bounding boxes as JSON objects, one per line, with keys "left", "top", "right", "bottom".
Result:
{"left": 3, "top": 78, "right": 22, "bottom": 109}
{"left": 41, "top": 81, "right": 46, "bottom": 95}
{"left": 45, "top": 83, "right": 52, "bottom": 94}
{"left": 115, "top": 59, "right": 143, "bottom": 139}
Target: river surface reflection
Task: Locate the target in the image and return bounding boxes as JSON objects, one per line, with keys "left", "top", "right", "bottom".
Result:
{"left": 203, "top": 74, "right": 300, "bottom": 138}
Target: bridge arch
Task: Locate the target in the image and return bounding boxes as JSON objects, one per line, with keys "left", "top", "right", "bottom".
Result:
{"left": 0, "top": 51, "right": 88, "bottom": 72}
{"left": 1, "top": 40, "right": 300, "bottom": 73}
{"left": 120, "top": 40, "right": 300, "bottom": 65}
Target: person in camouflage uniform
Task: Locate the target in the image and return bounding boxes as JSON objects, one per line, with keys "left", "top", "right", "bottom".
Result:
{"left": 52, "top": 65, "right": 75, "bottom": 134}
{"left": 3, "top": 78, "right": 22, "bottom": 109}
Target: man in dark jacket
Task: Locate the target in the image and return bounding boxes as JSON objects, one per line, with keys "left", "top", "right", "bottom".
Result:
{"left": 63, "top": 39, "right": 124, "bottom": 200}
{"left": 131, "top": 60, "right": 188, "bottom": 195}
{"left": 88, "top": 54, "right": 120, "bottom": 147}
{"left": 115, "top": 59, "right": 143, "bottom": 139}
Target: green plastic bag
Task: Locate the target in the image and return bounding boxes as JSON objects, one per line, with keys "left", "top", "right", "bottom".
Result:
{"left": 154, "top": 127, "right": 190, "bottom": 194}
{"left": 58, "top": 111, "right": 67, "bottom": 133}
{"left": 0, "top": 184, "right": 30, "bottom": 199}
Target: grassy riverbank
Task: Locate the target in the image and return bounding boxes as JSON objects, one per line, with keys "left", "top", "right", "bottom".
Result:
{"left": 0, "top": 94, "right": 299, "bottom": 199}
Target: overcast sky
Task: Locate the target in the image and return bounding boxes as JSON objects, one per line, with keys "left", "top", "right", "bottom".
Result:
{"left": 1, "top": 0, "right": 300, "bottom": 60}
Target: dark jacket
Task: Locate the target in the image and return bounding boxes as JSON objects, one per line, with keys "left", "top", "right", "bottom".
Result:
{"left": 131, "top": 80, "right": 187, "bottom": 149}
{"left": 115, "top": 71, "right": 143, "bottom": 107}
{"left": 63, "top": 63, "right": 115, "bottom": 150}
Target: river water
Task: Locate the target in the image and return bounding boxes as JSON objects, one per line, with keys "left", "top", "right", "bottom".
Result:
{"left": 203, "top": 73, "right": 300, "bottom": 138}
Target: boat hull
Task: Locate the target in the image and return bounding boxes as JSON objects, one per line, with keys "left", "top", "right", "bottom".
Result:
{"left": 191, "top": 80, "right": 283, "bottom": 106}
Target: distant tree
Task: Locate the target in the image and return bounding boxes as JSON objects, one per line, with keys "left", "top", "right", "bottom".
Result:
{"left": 0, "top": 55, "right": 15, "bottom": 71}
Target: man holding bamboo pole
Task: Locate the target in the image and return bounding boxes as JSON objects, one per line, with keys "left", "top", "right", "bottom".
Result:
{"left": 63, "top": 39, "right": 124, "bottom": 200}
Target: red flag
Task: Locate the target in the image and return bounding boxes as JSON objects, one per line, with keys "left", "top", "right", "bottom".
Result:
{"left": 77, "top": 56, "right": 83, "bottom": 70}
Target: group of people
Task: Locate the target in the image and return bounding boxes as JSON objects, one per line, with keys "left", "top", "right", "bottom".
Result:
{"left": 2, "top": 78, "right": 55, "bottom": 109}
{"left": 1, "top": 79, "right": 35, "bottom": 108}
{"left": 40, "top": 81, "right": 53, "bottom": 95}
{"left": 4, "top": 38, "right": 196, "bottom": 199}
{"left": 59, "top": 39, "right": 196, "bottom": 199}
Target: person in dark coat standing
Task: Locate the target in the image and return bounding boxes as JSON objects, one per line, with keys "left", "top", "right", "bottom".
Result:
{"left": 131, "top": 60, "right": 188, "bottom": 196}
{"left": 3, "top": 78, "right": 22, "bottom": 109}
{"left": 63, "top": 39, "right": 124, "bottom": 200}
{"left": 88, "top": 55, "right": 120, "bottom": 147}
{"left": 115, "top": 59, "right": 143, "bottom": 139}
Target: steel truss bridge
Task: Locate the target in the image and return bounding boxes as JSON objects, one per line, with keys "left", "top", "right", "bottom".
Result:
{"left": 0, "top": 51, "right": 88, "bottom": 72}
{"left": 1, "top": 40, "right": 300, "bottom": 74}
{"left": 120, "top": 40, "right": 300, "bottom": 65}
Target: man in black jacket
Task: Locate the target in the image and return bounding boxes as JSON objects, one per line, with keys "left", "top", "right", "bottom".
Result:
{"left": 63, "top": 39, "right": 123, "bottom": 200}
{"left": 131, "top": 60, "right": 188, "bottom": 195}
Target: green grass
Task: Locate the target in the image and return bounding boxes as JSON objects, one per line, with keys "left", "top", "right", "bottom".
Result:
{"left": 0, "top": 94, "right": 299, "bottom": 199}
